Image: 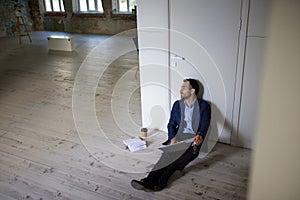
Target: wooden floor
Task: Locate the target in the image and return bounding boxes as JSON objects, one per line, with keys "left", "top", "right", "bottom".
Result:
{"left": 0, "top": 32, "right": 251, "bottom": 200}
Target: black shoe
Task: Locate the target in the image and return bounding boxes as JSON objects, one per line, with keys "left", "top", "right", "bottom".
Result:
{"left": 131, "top": 180, "right": 148, "bottom": 191}
{"left": 162, "top": 139, "right": 170, "bottom": 145}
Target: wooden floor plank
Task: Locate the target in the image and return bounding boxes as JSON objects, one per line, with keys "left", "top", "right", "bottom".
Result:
{"left": 0, "top": 151, "right": 136, "bottom": 200}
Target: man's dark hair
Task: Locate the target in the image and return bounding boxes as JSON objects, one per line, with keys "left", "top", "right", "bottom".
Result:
{"left": 184, "top": 78, "right": 199, "bottom": 96}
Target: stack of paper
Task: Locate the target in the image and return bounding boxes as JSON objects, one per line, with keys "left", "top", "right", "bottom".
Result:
{"left": 123, "top": 137, "right": 147, "bottom": 152}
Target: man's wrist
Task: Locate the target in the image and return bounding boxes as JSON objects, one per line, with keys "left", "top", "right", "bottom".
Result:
{"left": 196, "top": 133, "right": 204, "bottom": 138}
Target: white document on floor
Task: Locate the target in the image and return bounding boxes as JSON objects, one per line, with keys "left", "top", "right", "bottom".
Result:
{"left": 123, "top": 137, "right": 147, "bottom": 152}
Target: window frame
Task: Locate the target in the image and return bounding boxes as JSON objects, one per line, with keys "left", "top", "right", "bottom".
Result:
{"left": 75, "top": 0, "right": 104, "bottom": 14}
{"left": 113, "top": 0, "right": 136, "bottom": 14}
{"left": 43, "top": 0, "right": 65, "bottom": 13}
{"left": 116, "top": 0, "right": 129, "bottom": 13}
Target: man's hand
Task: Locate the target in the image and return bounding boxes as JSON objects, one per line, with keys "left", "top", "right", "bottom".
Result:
{"left": 170, "top": 137, "right": 177, "bottom": 144}
{"left": 194, "top": 135, "right": 203, "bottom": 146}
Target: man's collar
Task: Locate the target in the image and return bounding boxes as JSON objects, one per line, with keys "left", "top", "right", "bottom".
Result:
{"left": 184, "top": 97, "right": 197, "bottom": 108}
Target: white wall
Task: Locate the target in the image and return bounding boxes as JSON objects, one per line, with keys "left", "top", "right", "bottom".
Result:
{"left": 169, "top": 0, "right": 244, "bottom": 144}
{"left": 248, "top": 0, "right": 300, "bottom": 199}
{"left": 237, "top": 0, "right": 271, "bottom": 148}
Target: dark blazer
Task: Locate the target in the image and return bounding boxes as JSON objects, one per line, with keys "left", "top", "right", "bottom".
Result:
{"left": 167, "top": 98, "right": 211, "bottom": 140}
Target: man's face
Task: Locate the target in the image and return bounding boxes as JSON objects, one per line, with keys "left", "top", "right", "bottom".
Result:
{"left": 180, "top": 81, "right": 193, "bottom": 99}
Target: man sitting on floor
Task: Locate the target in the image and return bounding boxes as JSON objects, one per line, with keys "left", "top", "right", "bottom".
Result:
{"left": 131, "top": 78, "right": 211, "bottom": 191}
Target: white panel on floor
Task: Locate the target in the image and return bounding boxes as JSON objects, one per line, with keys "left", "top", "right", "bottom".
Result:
{"left": 48, "top": 36, "right": 74, "bottom": 51}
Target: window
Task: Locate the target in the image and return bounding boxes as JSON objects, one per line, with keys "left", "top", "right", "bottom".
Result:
{"left": 75, "top": 0, "right": 103, "bottom": 13}
{"left": 44, "top": 0, "right": 65, "bottom": 12}
{"left": 112, "top": 0, "right": 136, "bottom": 13}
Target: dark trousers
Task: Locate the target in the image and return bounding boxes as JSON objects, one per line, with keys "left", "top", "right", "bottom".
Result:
{"left": 143, "top": 144, "right": 199, "bottom": 189}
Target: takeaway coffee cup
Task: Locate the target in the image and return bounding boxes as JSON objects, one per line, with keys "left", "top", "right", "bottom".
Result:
{"left": 140, "top": 128, "right": 148, "bottom": 140}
